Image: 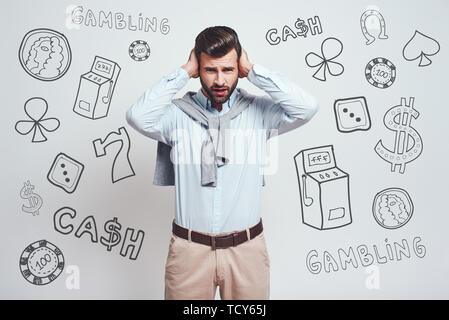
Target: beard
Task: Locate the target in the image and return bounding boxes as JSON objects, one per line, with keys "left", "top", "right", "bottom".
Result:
{"left": 200, "top": 77, "right": 238, "bottom": 106}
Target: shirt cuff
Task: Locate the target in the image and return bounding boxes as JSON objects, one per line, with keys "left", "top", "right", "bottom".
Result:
{"left": 166, "top": 67, "right": 190, "bottom": 82}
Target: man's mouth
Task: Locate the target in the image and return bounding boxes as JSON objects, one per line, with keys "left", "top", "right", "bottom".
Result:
{"left": 213, "top": 88, "right": 227, "bottom": 96}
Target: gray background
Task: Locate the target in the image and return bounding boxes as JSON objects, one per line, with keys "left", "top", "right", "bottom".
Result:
{"left": 1, "top": 0, "right": 448, "bottom": 299}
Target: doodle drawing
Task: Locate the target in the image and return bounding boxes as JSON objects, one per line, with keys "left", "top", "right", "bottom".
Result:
{"left": 15, "top": 97, "right": 60, "bottom": 143}
{"left": 365, "top": 57, "right": 396, "bottom": 89}
{"left": 19, "top": 240, "right": 64, "bottom": 285}
{"left": 403, "top": 30, "right": 440, "bottom": 67}
{"left": 372, "top": 188, "right": 414, "bottom": 229}
{"left": 334, "top": 96, "right": 371, "bottom": 133}
{"left": 305, "top": 37, "right": 344, "bottom": 81}
{"left": 294, "top": 145, "right": 352, "bottom": 230}
{"left": 73, "top": 56, "right": 121, "bottom": 120}
{"left": 20, "top": 180, "right": 43, "bottom": 216}
{"left": 93, "top": 127, "right": 135, "bottom": 183}
{"left": 18, "top": 28, "right": 72, "bottom": 81}
{"left": 47, "top": 153, "right": 84, "bottom": 193}
{"left": 375, "top": 97, "right": 423, "bottom": 174}
{"left": 360, "top": 9, "right": 389, "bottom": 45}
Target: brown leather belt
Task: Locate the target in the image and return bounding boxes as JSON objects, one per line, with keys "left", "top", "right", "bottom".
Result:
{"left": 172, "top": 219, "right": 263, "bottom": 250}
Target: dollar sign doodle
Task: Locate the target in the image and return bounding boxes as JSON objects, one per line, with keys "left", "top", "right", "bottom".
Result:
{"left": 20, "top": 181, "right": 43, "bottom": 216}
{"left": 295, "top": 18, "right": 309, "bottom": 38}
{"left": 100, "top": 217, "right": 122, "bottom": 251}
{"left": 375, "top": 97, "right": 423, "bottom": 173}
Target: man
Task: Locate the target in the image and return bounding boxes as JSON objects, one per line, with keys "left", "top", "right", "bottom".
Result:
{"left": 126, "top": 26, "right": 318, "bottom": 299}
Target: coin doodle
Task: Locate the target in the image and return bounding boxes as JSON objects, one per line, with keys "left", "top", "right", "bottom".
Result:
{"left": 20, "top": 180, "right": 43, "bottom": 216}
{"left": 19, "top": 240, "right": 65, "bottom": 285}
{"left": 360, "top": 9, "right": 389, "bottom": 45}
{"left": 305, "top": 37, "right": 344, "bottom": 82}
{"left": 15, "top": 97, "right": 60, "bottom": 143}
{"left": 372, "top": 188, "right": 414, "bottom": 229}
{"left": 375, "top": 97, "right": 423, "bottom": 174}
{"left": 129, "top": 40, "right": 150, "bottom": 61}
{"left": 365, "top": 57, "right": 396, "bottom": 89}
{"left": 18, "top": 28, "right": 72, "bottom": 81}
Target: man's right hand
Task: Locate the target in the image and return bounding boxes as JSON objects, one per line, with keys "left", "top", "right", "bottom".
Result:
{"left": 181, "top": 49, "right": 199, "bottom": 78}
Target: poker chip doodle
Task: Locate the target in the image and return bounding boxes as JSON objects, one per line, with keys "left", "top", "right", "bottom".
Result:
{"left": 18, "top": 28, "right": 72, "bottom": 81}
{"left": 129, "top": 40, "right": 151, "bottom": 61}
{"left": 372, "top": 188, "right": 414, "bottom": 229}
{"left": 365, "top": 57, "right": 396, "bottom": 89}
{"left": 15, "top": 97, "right": 60, "bottom": 143}
{"left": 19, "top": 240, "right": 65, "bottom": 285}
{"left": 305, "top": 37, "right": 344, "bottom": 82}
{"left": 360, "top": 9, "right": 389, "bottom": 45}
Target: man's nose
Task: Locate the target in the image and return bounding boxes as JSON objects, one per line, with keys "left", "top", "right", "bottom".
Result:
{"left": 214, "top": 72, "right": 226, "bottom": 86}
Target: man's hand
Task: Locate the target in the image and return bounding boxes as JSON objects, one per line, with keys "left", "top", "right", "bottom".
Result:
{"left": 238, "top": 48, "right": 254, "bottom": 78}
{"left": 181, "top": 48, "right": 199, "bottom": 78}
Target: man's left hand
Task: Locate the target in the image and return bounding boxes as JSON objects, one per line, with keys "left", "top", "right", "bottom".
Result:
{"left": 238, "top": 48, "right": 254, "bottom": 78}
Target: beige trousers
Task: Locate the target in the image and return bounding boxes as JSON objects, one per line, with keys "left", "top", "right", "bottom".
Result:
{"left": 164, "top": 227, "right": 270, "bottom": 300}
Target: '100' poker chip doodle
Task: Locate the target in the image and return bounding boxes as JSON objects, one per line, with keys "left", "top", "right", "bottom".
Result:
{"left": 365, "top": 57, "right": 396, "bottom": 89}
{"left": 19, "top": 240, "right": 65, "bottom": 285}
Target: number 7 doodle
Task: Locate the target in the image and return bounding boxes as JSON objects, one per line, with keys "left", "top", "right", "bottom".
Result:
{"left": 92, "top": 127, "right": 135, "bottom": 183}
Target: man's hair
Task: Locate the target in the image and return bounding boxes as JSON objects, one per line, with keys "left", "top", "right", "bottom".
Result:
{"left": 194, "top": 26, "right": 242, "bottom": 63}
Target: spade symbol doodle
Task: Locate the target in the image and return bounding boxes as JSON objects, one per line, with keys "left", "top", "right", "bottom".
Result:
{"left": 402, "top": 30, "right": 440, "bottom": 67}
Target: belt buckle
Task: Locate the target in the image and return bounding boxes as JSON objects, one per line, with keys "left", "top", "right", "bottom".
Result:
{"left": 211, "top": 233, "right": 237, "bottom": 250}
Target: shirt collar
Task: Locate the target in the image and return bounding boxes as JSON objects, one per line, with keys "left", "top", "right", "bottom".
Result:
{"left": 193, "top": 87, "right": 239, "bottom": 115}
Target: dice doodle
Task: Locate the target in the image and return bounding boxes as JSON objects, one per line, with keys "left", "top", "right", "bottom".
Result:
{"left": 334, "top": 97, "right": 371, "bottom": 133}
{"left": 47, "top": 153, "right": 84, "bottom": 193}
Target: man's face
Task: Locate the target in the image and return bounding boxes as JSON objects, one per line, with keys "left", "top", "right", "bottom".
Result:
{"left": 199, "top": 48, "right": 239, "bottom": 107}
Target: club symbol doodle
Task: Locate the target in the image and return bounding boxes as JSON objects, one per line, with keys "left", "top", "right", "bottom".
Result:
{"left": 19, "top": 240, "right": 64, "bottom": 285}
{"left": 73, "top": 56, "right": 121, "bottom": 120}
{"left": 360, "top": 9, "right": 389, "bottom": 45}
{"left": 15, "top": 97, "right": 60, "bottom": 143}
{"left": 305, "top": 37, "right": 344, "bottom": 81}
{"left": 47, "top": 153, "right": 84, "bottom": 193}
{"left": 375, "top": 97, "right": 423, "bottom": 174}
{"left": 403, "top": 30, "right": 440, "bottom": 67}
{"left": 294, "top": 145, "right": 352, "bottom": 230}
{"left": 365, "top": 57, "right": 396, "bottom": 89}
{"left": 93, "top": 127, "right": 135, "bottom": 183}
{"left": 20, "top": 180, "right": 43, "bottom": 216}
{"left": 372, "top": 188, "right": 414, "bottom": 229}
{"left": 18, "top": 28, "right": 72, "bottom": 81}
{"left": 334, "top": 97, "right": 371, "bottom": 133}
{"left": 129, "top": 40, "right": 151, "bottom": 61}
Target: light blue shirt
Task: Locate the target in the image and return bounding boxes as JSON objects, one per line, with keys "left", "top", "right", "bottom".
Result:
{"left": 126, "top": 64, "right": 319, "bottom": 233}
